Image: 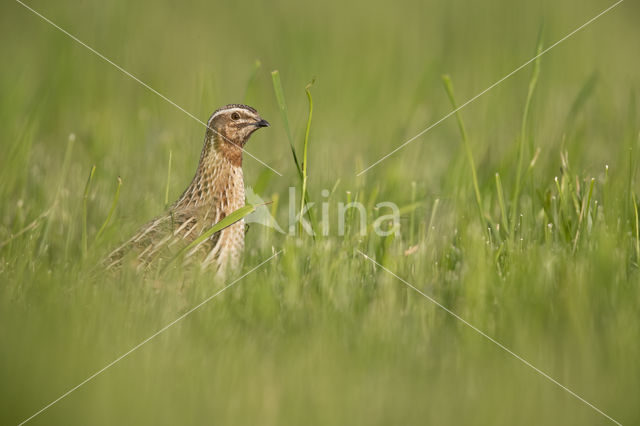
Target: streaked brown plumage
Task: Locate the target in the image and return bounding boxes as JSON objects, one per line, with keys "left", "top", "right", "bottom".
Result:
{"left": 108, "top": 104, "right": 269, "bottom": 277}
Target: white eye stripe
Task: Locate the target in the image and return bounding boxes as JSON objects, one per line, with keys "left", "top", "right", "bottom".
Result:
{"left": 208, "top": 107, "right": 253, "bottom": 125}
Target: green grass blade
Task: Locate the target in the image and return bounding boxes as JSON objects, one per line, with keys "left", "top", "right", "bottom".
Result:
{"left": 425, "top": 198, "right": 440, "bottom": 244}
{"left": 271, "top": 70, "right": 302, "bottom": 178}
{"left": 271, "top": 71, "right": 315, "bottom": 236}
{"left": 243, "top": 59, "right": 262, "bottom": 103}
{"left": 94, "top": 176, "right": 122, "bottom": 245}
{"left": 510, "top": 33, "right": 543, "bottom": 242}
{"left": 299, "top": 80, "right": 316, "bottom": 237}
{"left": 82, "top": 165, "right": 97, "bottom": 257}
{"left": 442, "top": 75, "right": 485, "bottom": 237}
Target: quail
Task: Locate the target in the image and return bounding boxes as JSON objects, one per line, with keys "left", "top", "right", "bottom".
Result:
{"left": 109, "top": 104, "right": 270, "bottom": 277}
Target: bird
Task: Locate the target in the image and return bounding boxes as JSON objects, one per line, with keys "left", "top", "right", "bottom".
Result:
{"left": 108, "top": 104, "right": 270, "bottom": 277}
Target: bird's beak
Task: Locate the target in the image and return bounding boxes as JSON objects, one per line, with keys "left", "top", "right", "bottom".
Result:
{"left": 254, "top": 119, "right": 270, "bottom": 128}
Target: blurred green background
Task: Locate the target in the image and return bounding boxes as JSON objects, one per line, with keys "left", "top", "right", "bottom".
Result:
{"left": 1, "top": 0, "right": 639, "bottom": 424}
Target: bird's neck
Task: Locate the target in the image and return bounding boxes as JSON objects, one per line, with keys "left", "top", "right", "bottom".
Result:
{"left": 175, "top": 135, "right": 245, "bottom": 212}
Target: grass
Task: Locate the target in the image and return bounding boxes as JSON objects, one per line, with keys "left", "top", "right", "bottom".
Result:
{"left": 1, "top": 0, "right": 640, "bottom": 425}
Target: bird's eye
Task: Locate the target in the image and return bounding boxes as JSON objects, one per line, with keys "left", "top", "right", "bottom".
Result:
{"left": 231, "top": 112, "right": 240, "bottom": 120}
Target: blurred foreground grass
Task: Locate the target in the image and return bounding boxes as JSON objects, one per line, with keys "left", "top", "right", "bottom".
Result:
{"left": 1, "top": 0, "right": 639, "bottom": 424}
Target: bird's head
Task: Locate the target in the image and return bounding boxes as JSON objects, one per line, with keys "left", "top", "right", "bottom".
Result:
{"left": 206, "top": 104, "right": 269, "bottom": 148}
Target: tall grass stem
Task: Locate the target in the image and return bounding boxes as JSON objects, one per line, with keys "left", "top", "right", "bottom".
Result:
{"left": 509, "top": 35, "right": 543, "bottom": 243}
{"left": 82, "top": 165, "right": 96, "bottom": 257}
{"left": 442, "top": 75, "right": 485, "bottom": 238}
{"left": 94, "top": 176, "right": 122, "bottom": 245}
{"left": 299, "top": 80, "right": 315, "bottom": 236}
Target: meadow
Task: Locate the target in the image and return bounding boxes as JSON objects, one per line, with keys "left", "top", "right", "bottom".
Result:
{"left": 1, "top": 0, "right": 639, "bottom": 424}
